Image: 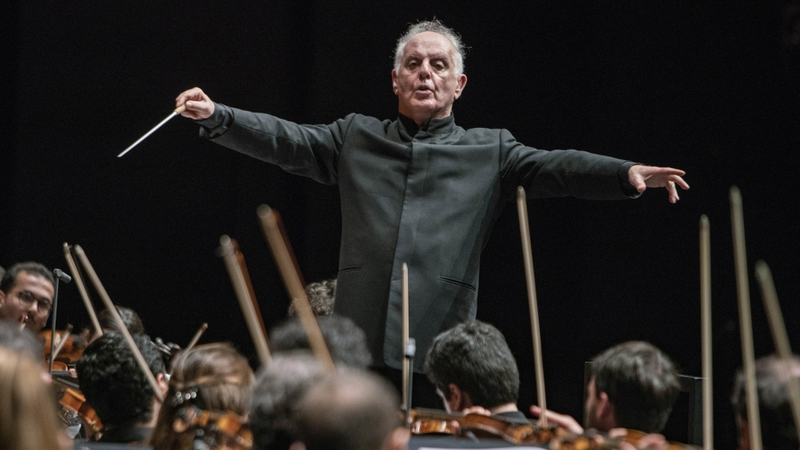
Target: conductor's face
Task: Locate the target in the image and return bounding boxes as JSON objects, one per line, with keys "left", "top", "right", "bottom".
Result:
{"left": 392, "top": 31, "right": 467, "bottom": 126}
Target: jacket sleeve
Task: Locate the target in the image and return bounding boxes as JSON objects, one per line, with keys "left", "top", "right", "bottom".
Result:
{"left": 498, "top": 128, "right": 640, "bottom": 200}
{"left": 197, "top": 103, "right": 355, "bottom": 185}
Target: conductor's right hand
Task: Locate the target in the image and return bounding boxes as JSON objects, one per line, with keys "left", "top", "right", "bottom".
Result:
{"left": 176, "top": 87, "right": 215, "bottom": 120}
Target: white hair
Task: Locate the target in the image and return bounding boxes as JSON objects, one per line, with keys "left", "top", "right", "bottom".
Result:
{"left": 393, "top": 20, "right": 466, "bottom": 76}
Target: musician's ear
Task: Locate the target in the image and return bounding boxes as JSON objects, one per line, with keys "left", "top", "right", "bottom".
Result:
{"left": 156, "top": 373, "right": 169, "bottom": 396}
{"left": 596, "top": 392, "right": 617, "bottom": 429}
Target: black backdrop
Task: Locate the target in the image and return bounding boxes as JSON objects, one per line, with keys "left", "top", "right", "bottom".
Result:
{"left": 3, "top": 2, "right": 800, "bottom": 448}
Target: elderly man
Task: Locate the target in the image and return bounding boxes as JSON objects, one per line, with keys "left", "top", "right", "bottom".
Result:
{"left": 175, "top": 20, "right": 689, "bottom": 371}
{"left": 0, "top": 261, "right": 55, "bottom": 333}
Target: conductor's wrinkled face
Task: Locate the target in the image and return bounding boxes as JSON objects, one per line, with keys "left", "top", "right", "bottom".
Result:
{"left": 392, "top": 31, "right": 467, "bottom": 125}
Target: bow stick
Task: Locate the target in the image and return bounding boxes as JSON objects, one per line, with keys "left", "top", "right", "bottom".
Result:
{"left": 516, "top": 187, "right": 547, "bottom": 427}
{"left": 754, "top": 261, "right": 800, "bottom": 440}
{"left": 73, "top": 245, "right": 165, "bottom": 402}
{"left": 402, "top": 263, "right": 411, "bottom": 413}
{"left": 730, "top": 186, "right": 762, "bottom": 450}
{"left": 219, "top": 235, "right": 272, "bottom": 366}
{"left": 118, "top": 104, "right": 186, "bottom": 157}
{"left": 185, "top": 323, "right": 209, "bottom": 352}
{"left": 257, "top": 205, "right": 335, "bottom": 372}
{"left": 63, "top": 243, "right": 103, "bottom": 339}
{"left": 699, "top": 215, "right": 713, "bottom": 450}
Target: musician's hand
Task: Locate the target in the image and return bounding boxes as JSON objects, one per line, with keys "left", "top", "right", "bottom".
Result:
{"left": 175, "top": 87, "right": 215, "bottom": 120}
{"left": 461, "top": 406, "right": 492, "bottom": 416}
{"left": 627, "top": 165, "right": 689, "bottom": 204}
{"left": 610, "top": 429, "right": 667, "bottom": 450}
{"left": 529, "top": 405, "right": 583, "bottom": 434}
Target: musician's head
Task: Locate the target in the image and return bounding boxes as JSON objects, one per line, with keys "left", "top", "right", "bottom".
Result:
{"left": 732, "top": 354, "right": 800, "bottom": 450}
{"left": 424, "top": 320, "right": 520, "bottom": 413}
{"left": 288, "top": 278, "right": 337, "bottom": 317}
{"left": 150, "top": 342, "right": 254, "bottom": 450}
{"left": 293, "top": 370, "right": 407, "bottom": 450}
{"left": 96, "top": 305, "right": 146, "bottom": 336}
{"left": 0, "top": 262, "right": 55, "bottom": 333}
{"left": 586, "top": 341, "right": 680, "bottom": 433}
{"left": 0, "top": 319, "right": 43, "bottom": 364}
{"left": 0, "top": 346, "right": 63, "bottom": 450}
{"left": 391, "top": 20, "right": 468, "bottom": 127}
{"left": 270, "top": 314, "right": 372, "bottom": 368}
{"left": 250, "top": 353, "right": 326, "bottom": 450}
{"left": 77, "top": 332, "right": 168, "bottom": 435}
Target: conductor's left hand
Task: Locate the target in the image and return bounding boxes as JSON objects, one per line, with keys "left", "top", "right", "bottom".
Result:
{"left": 628, "top": 165, "right": 690, "bottom": 204}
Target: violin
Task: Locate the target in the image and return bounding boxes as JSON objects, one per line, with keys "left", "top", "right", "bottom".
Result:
{"left": 409, "top": 408, "right": 561, "bottom": 444}
{"left": 58, "top": 387, "right": 103, "bottom": 439}
{"left": 40, "top": 327, "right": 87, "bottom": 372}
{"left": 173, "top": 405, "right": 253, "bottom": 450}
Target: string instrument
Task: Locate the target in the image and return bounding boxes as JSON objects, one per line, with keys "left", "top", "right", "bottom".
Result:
{"left": 58, "top": 387, "right": 103, "bottom": 439}
{"left": 409, "top": 407, "right": 561, "bottom": 444}
{"left": 41, "top": 326, "right": 87, "bottom": 371}
{"left": 173, "top": 406, "right": 252, "bottom": 450}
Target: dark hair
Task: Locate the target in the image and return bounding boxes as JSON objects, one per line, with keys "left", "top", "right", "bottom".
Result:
{"left": 77, "top": 332, "right": 165, "bottom": 427}
{"left": 269, "top": 314, "right": 372, "bottom": 368}
{"left": 97, "top": 305, "right": 146, "bottom": 335}
{"left": 288, "top": 279, "right": 336, "bottom": 317}
{"left": 0, "top": 262, "right": 54, "bottom": 293}
{"left": 0, "top": 321, "right": 43, "bottom": 363}
{"left": 590, "top": 341, "right": 680, "bottom": 433}
{"left": 250, "top": 353, "right": 326, "bottom": 450}
{"left": 295, "top": 370, "right": 401, "bottom": 450}
{"left": 732, "top": 354, "right": 800, "bottom": 450}
{"left": 424, "top": 320, "right": 519, "bottom": 408}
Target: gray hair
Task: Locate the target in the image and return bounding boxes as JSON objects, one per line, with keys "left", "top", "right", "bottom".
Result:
{"left": 394, "top": 20, "right": 466, "bottom": 76}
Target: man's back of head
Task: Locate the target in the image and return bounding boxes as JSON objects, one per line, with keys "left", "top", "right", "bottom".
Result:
{"left": 269, "top": 314, "right": 372, "bottom": 368}
{"left": 250, "top": 353, "right": 326, "bottom": 450}
{"left": 587, "top": 341, "right": 680, "bottom": 433}
{"left": 424, "top": 320, "right": 519, "bottom": 412}
{"left": 294, "top": 370, "right": 406, "bottom": 450}
{"left": 77, "top": 331, "right": 166, "bottom": 438}
{"left": 732, "top": 354, "right": 800, "bottom": 450}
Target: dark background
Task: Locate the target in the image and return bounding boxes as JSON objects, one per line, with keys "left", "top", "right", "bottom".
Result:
{"left": 3, "top": 2, "right": 799, "bottom": 448}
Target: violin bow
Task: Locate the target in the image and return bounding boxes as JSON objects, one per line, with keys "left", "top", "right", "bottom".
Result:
{"left": 754, "top": 261, "right": 800, "bottom": 439}
{"left": 699, "top": 215, "right": 713, "bottom": 450}
{"left": 516, "top": 187, "right": 547, "bottom": 427}
{"left": 257, "top": 205, "right": 336, "bottom": 372}
{"left": 185, "top": 323, "right": 209, "bottom": 352}
{"left": 219, "top": 235, "right": 272, "bottom": 366}
{"left": 730, "top": 187, "right": 763, "bottom": 450}
{"left": 73, "top": 245, "right": 165, "bottom": 402}
{"left": 63, "top": 243, "right": 103, "bottom": 339}
{"left": 401, "top": 263, "right": 415, "bottom": 419}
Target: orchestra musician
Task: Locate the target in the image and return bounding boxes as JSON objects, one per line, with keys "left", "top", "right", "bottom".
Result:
{"left": 249, "top": 353, "right": 326, "bottom": 450}
{"left": 292, "top": 370, "right": 409, "bottom": 450}
{"left": 424, "top": 320, "right": 530, "bottom": 424}
{"left": 0, "top": 262, "right": 55, "bottom": 333}
{"left": 0, "top": 319, "right": 45, "bottom": 372}
{"left": 76, "top": 331, "right": 169, "bottom": 444}
{"left": 732, "top": 354, "right": 800, "bottom": 450}
{"left": 0, "top": 346, "right": 67, "bottom": 450}
{"left": 287, "top": 279, "right": 336, "bottom": 317}
{"left": 531, "top": 341, "right": 681, "bottom": 434}
{"left": 174, "top": 19, "right": 689, "bottom": 375}
{"left": 149, "top": 342, "right": 254, "bottom": 450}
{"left": 269, "top": 314, "right": 372, "bottom": 369}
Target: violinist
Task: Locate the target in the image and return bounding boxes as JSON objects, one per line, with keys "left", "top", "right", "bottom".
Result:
{"left": 76, "top": 331, "right": 169, "bottom": 444}
{"left": 270, "top": 314, "right": 372, "bottom": 369}
{"left": 732, "top": 354, "right": 800, "bottom": 450}
{"left": 531, "top": 341, "right": 680, "bottom": 435}
{"left": 424, "top": 320, "right": 529, "bottom": 424}
{"left": 293, "top": 370, "right": 409, "bottom": 450}
{"left": 89, "top": 305, "right": 146, "bottom": 341}
{"left": 0, "top": 262, "right": 55, "bottom": 333}
{"left": 149, "top": 342, "right": 254, "bottom": 450}
{"left": 249, "top": 353, "right": 325, "bottom": 450}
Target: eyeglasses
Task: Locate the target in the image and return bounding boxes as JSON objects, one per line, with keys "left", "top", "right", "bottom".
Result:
{"left": 14, "top": 290, "right": 53, "bottom": 314}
